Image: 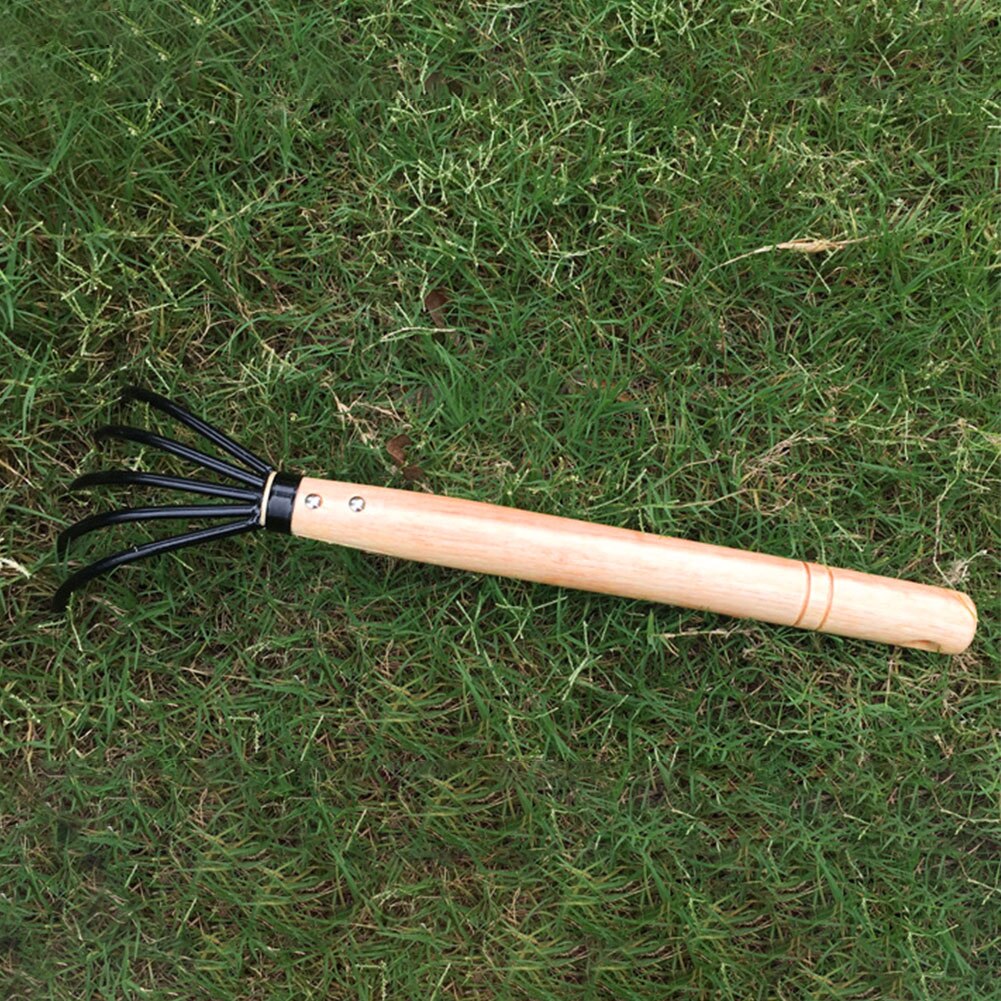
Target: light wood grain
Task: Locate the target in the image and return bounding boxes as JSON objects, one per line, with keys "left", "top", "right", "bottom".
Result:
{"left": 291, "top": 477, "right": 978, "bottom": 654}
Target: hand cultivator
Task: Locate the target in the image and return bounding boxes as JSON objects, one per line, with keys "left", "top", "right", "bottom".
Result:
{"left": 54, "top": 387, "right": 978, "bottom": 654}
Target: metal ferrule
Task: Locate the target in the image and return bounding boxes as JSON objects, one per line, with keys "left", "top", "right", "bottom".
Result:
{"left": 263, "top": 472, "right": 302, "bottom": 534}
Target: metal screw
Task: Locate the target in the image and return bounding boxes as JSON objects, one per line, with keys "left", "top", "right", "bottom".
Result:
{"left": 304, "top": 493, "right": 322, "bottom": 509}
{"left": 348, "top": 496, "right": 365, "bottom": 512}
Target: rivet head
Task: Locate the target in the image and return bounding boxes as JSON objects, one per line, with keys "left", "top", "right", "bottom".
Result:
{"left": 304, "top": 493, "right": 322, "bottom": 510}
{"left": 348, "top": 496, "right": 365, "bottom": 512}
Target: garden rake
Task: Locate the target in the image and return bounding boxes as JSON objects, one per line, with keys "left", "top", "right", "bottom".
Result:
{"left": 53, "top": 386, "right": 978, "bottom": 654}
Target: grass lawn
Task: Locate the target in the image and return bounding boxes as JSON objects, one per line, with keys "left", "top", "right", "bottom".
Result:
{"left": 2, "top": 1, "right": 998, "bottom": 997}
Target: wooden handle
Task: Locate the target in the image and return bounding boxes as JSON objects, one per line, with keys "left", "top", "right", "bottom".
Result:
{"left": 289, "top": 477, "right": 977, "bottom": 654}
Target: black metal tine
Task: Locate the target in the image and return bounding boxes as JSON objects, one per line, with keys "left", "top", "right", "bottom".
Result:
{"left": 51, "top": 518, "right": 261, "bottom": 612}
{"left": 122, "top": 386, "right": 271, "bottom": 477}
{"left": 70, "top": 471, "right": 261, "bottom": 502}
{"left": 95, "top": 425, "right": 266, "bottom": 488}
{"left": 57, "top": 504, "right": 260, "bottom": 559}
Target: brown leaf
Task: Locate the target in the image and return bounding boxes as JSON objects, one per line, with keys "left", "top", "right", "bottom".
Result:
{"left": 424, "top": 288, "right": 449, "bottom": 328}
{"left": 386, "top": 433, "right": 412, "bottom": 466}
{"left": 402, "top": 464, "right": 424, "bottom": 483}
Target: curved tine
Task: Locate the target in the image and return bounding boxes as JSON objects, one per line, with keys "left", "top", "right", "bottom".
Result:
{"left": 51, "top": 518, "right": 260, "bottom": 612}
{"left": 95, "top": 425, "right": 265, "bottom": 488}
{"left": 70, "top": 470, "right": 260, "bottom": 502}
{"left": 57, "top": 503, "right": 260, "bottom": 559}
{"left": 122, "top": 386, "right": 272, "bottom": 477}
